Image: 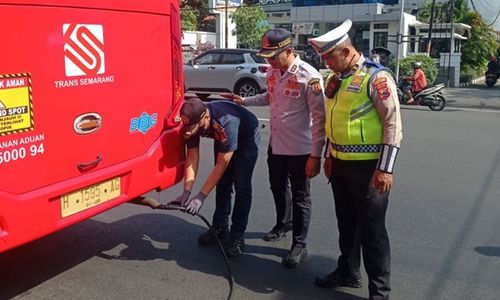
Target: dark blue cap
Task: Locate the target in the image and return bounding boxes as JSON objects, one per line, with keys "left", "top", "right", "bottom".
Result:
{"left": 257, "top": 28, "right": 292, "bottom": 58}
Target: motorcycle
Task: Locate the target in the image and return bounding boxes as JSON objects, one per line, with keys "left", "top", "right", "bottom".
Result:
{"left": 485, "top": 70, "right": 499, "bottom": 88}
{"left": 397, "top": 78, "right": 446, "bottom": 111}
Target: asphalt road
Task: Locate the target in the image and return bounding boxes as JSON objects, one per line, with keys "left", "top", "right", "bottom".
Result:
{"left": 1, "top": 85, "right": 500, "bottom": 300}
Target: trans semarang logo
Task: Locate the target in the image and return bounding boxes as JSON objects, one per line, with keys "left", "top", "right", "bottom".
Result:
{"left": 63, "top": 24, "right": 105, "bottom": 77}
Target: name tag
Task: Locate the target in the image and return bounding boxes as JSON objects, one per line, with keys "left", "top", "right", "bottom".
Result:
{"left": 346, "top": 73, "right": 366, "bottom": 93}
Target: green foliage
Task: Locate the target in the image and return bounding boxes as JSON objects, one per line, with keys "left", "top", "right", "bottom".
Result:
{"left": 181, "top": 7, "right": 198, "bottom": 32}
{"left": 181, "top": 0, "right": 215, "bottom": 32}
{"left": 459, "top": 64, "right": 481, "bottom": 83}
{"left": 417, "top": 0, "right": 469, "bottom": 23}
{"left": 417, "top": 0, "right": 499, "bottom": 80}
{"left": 231, "top": 4, "right": 269, "bottom": 49}
{"left": 389, "top": 54, "right": 439, "bottom": 84}
{"left": 460, "top": 11, "right": 499, "bottom": 75}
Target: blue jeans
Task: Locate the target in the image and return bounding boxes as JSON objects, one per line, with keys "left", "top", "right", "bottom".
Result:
{"left": 212, "top": 134, "right": 260, "bottom": 238}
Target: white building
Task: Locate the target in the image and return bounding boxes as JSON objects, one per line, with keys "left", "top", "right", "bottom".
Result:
{"left": 260, "top": 0, "right": 467, "bottom": 86}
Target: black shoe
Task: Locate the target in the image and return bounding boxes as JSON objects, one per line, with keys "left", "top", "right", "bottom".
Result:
{"left": 224, "top": 236, "right": 245, "bottom": 257}
{"left": 263, "top": 225, "right": 292, "bottom": 242}
{"left": 198, "top": 226, "right": 229, "bottom": 246}
{"left": 283, "top": 244, "right": 307, "bottom": 268}
{"left": 315, "top": 270, "right": 362, "bottom": 288}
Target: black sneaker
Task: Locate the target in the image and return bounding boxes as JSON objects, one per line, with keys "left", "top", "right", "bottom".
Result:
{"left": 283, "top": 244, "right": 307, "bottom": 268}
{"left": 315, "top": 270, "right": 362, "bottom": 288}
{"left": 224, "top": 236, "right": 245, "bottom": 257}
{"left": 263, "top": 225, "right": 292, "bottom": 242}
{"left": 198, "top": 226, "right": 229, "bottom": 246}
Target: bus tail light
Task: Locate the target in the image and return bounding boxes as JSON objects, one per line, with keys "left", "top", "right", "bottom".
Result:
{"left": 0, "top": 217, "right": 8, "bottom": 238}
{"left": 165, "top": 2, "right": 184, "bottom": 128}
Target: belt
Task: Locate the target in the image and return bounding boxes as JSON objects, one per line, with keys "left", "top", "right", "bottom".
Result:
{"left": 331, "top": 143, "right": 382, "bottom": 153}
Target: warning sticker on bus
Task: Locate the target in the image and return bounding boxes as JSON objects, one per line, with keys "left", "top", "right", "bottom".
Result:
{"left": 0, "top": 73, "right": 34, "bottom": 136}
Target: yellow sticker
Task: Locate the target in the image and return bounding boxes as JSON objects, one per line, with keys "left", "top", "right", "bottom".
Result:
{"left": 0, "top": 73, "right": 34, "bottom": 136}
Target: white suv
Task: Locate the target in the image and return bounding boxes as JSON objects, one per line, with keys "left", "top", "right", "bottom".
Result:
{"left": 184, "top": 49, "right": 270, "bottom": 100}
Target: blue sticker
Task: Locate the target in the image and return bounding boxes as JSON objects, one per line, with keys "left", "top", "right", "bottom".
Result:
{"left": 129, "top": 112, "right": 158, "bottom": 134}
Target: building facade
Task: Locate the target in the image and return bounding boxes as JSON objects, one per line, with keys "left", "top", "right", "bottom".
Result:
{"left": 259, "top": 0, "right": 467, "bottom": 86}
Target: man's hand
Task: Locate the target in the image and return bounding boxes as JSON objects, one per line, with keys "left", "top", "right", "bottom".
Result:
{"left": 323, "top": 158, "right": 333, "bottom": 180}
{"left": 305, "top": 156, "right": 321, "bottom": 178}
{"left": 372, "top": 170, "right": 393, "bottom": 194}
{"left": 220, "top": 93, "right": 244, "bottom": 105}
{"left": 184, "top": 192, "right": 207, "bottom": 215}
{"left": 167, "top": 190, "right": 191, "bottom": 207}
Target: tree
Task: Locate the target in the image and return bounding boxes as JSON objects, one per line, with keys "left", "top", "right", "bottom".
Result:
{"left": 417, "top": 0, "right": 498, "bottom": 77}
{"left": 181, "top": 0, "right": 216, "bottom": 33}
{"left": 390, "top": 54, "right": 439, "bottom": 84}
{"left": 181, "top": 0, "right": 198, "bottom": 32}
{"left": 231, "top": 4, "right": 269, "bottom": 49}
{"left": 418, "top": 0, "right": 468, "bottom": 23}
{"left": 460, "top": 10, "right": 498, "bottom": 74}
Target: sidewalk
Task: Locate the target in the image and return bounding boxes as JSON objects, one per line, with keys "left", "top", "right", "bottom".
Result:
{"left": 319, "top": 70, "right": 500, "bottom": 111}
{"left": 443, "top": 80, "right": 500, "bottom": 111}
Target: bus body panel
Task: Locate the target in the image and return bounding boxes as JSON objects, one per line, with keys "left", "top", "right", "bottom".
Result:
{"left": 0, "top": 0, "right": 184, "bottom": 253}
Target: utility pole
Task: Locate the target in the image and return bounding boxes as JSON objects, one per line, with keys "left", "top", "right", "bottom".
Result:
{"left": 395, "top": 0, "right": 405, "bottom": 80}
{"left": 447, "top": 0, "right": 455, "bottom": 87}
{"left": 426, "top": 0, "right": 436, "bottom": 55}
{"left": 225, "top": 0, "right": 228, "bottom": 48}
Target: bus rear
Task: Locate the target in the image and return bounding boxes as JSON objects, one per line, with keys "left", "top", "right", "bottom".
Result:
{"left": 0, "top": 0, "right": 184, "bottom": 253}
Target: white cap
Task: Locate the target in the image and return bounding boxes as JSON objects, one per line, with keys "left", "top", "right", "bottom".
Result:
{"left": 308, "top": 19, "right": 352, "bottom": 56}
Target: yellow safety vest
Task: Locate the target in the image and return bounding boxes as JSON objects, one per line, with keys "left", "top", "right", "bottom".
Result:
{"left": 325, "top": 65, "right": 383, "bottom": 160}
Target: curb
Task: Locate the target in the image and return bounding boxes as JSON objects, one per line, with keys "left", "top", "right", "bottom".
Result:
{"left": 459, "top": 76, "right": 485, "bottom": 88}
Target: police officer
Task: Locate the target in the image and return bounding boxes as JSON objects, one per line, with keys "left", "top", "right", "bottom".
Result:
{"left": 226, "top": 28, "right": 325, "bottom": 268}
{"left": 308, "top": 19, "right": 402, "bottom": 300}
{"left": 169, "top": 98, "right": 261, "bottom": 257}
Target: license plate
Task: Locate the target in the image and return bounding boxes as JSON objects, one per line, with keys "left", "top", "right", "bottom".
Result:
{"left": 61, "top": 177, "right": 121, "bottom": 218}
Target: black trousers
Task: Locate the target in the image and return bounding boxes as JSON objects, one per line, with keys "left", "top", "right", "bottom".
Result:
{"left": 330, "top": 158, "right": 391, "bottom": 300}
{"left": 267, "top": 146, "right": 311, "bottom": 246}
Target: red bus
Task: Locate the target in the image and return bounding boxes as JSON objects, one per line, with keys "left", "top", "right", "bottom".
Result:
{"left": 0, "top": 0, "right": 185, "bottom": 253}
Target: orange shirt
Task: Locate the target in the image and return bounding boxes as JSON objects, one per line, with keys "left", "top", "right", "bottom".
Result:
{"left": 412, "top": 68, "right": 427, "bottom": 92}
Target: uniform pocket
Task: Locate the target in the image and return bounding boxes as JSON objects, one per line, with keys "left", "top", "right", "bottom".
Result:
{"left": 283, "top": 87, "right": 301, "bottom": 99}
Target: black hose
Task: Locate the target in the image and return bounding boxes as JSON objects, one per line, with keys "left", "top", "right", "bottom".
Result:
{"left": 133, "top": 197, "right": 233, "bottom": 300}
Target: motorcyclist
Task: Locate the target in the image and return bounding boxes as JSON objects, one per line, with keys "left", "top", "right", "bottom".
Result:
{"left": 486, "top": 56, "right": 499, "bottom": 78}
{"left": 404, "top": 61, "right": 427, "bottom": 104}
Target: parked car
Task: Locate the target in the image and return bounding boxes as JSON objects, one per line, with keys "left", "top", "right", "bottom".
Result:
{"left": 259, "top": 0, "right": 282, "bottom": 4}
{"left": 184, "top": 48, "right": 270, "bottom": 100}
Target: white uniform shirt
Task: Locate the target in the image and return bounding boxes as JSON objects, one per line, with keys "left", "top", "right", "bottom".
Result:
{"left": 244, "top": 55, "right": 326, "bottom": 157}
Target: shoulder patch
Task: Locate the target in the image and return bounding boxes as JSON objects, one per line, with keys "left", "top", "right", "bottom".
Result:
{"left": 373, "top": 77, "right": 387, "bottom": 86}
{"left": 308, "top": 78, "right": 322, "bottom": 95}
{"left": 308, "top": 78, "right": 320, "bottom": 85}
{"left": 373, "top": 77, "right": 390, "bottom": 100}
